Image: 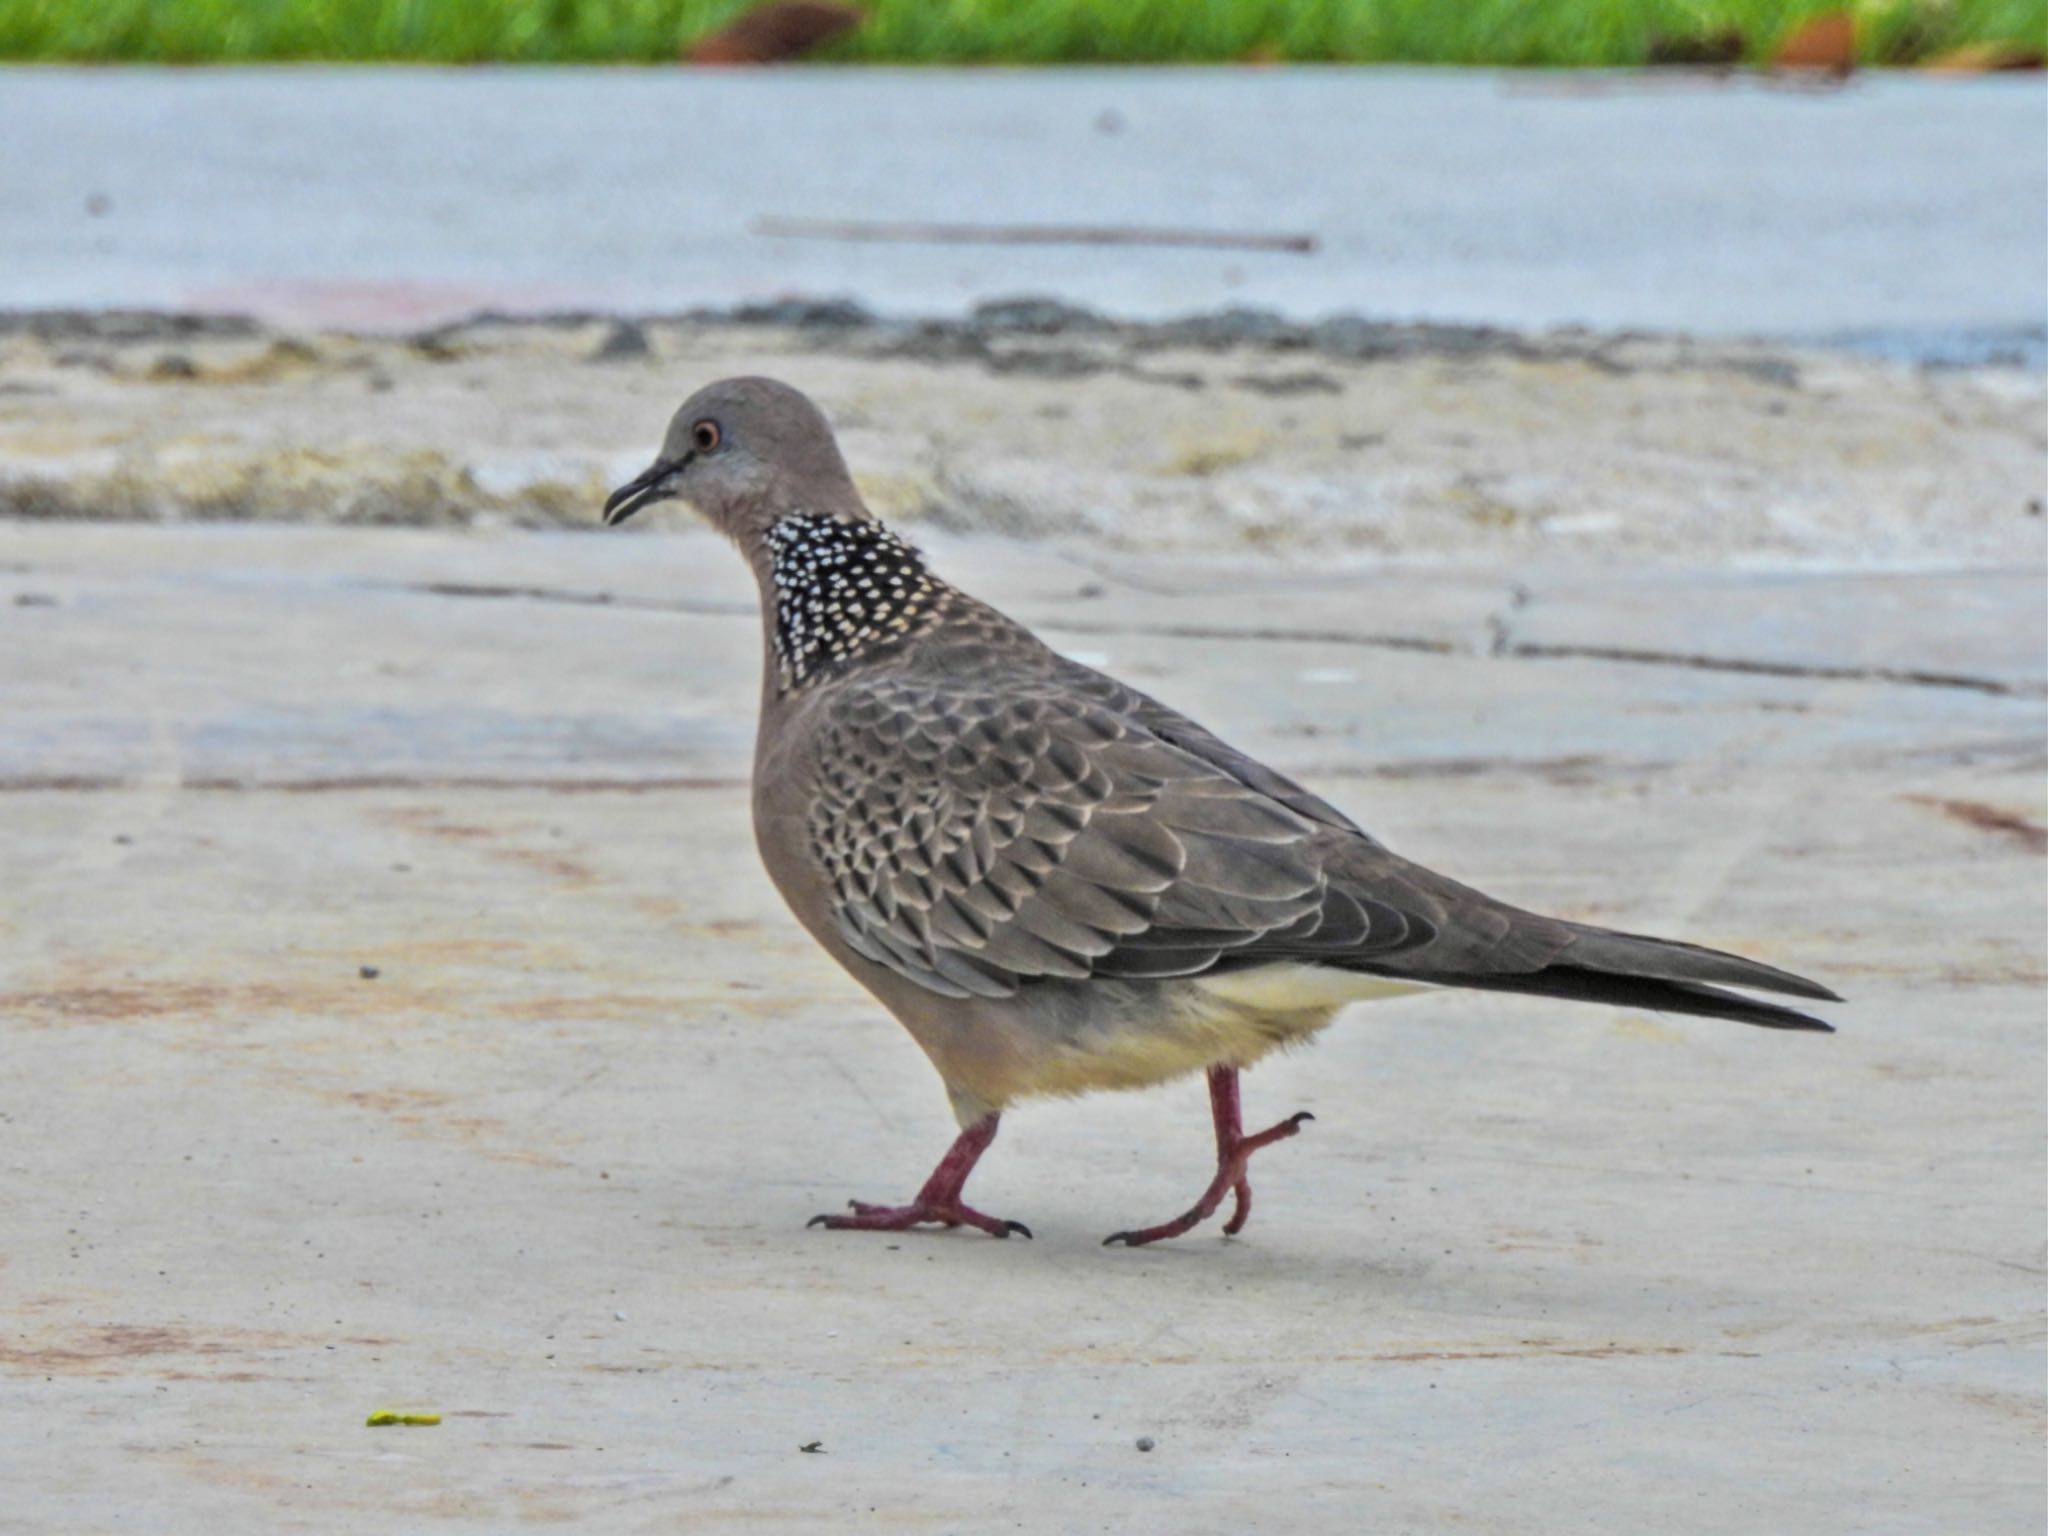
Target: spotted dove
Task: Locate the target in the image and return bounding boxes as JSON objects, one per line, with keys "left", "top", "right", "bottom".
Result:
{"left": 603, "top": 377, "right": 1838, "bottom": 1246}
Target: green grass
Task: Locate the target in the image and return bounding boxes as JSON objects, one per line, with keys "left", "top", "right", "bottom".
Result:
{"left": 0, "top": 0, "right": 2040, "bottom": 65}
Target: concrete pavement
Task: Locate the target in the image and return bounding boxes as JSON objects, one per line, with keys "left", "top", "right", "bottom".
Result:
{"left": 2, "top": 523, "right": 2041, "bottom": 1531}
{"left": 2, "top": 68, "right": 2042, "bottom": 348}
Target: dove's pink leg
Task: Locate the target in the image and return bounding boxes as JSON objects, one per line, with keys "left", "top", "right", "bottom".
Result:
{"left": 1103, "top": 1066, "right": 1312, "bottom": 1247}
{"left": 808, "top": 1114, "right": 1031, "bottom": 1239}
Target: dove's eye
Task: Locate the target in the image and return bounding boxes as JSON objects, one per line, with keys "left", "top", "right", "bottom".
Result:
{"left": 692, "top": 420, "right": 721, "bottom": 453}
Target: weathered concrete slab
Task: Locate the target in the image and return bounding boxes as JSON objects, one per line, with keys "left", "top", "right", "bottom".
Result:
{"left": 2, "top": 526, "right": 2042, "bottom": 1532}
{"left": 1, "top": 68, "right": 2042, "bottom": 346}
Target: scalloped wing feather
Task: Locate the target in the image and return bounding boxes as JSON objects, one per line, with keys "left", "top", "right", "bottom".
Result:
{"left": 807, "top": 666, "right": 1430, "bottom": 999}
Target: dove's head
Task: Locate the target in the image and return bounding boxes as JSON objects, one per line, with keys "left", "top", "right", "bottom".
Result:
{"left": 603, "top": 376, "right": 866, "bottom": 540}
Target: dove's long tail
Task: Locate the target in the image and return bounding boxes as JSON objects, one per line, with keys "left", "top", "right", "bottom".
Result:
{"left": 1393, "top": 962, "right": 1836, "bottom": 1031}
{"left": 1361, "top": 920, "right": 1839, "bottom": 1031}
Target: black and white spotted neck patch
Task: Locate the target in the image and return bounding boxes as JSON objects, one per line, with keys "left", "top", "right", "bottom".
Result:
{"left": 765, "top": 513, "right": 949, "bottom": 690}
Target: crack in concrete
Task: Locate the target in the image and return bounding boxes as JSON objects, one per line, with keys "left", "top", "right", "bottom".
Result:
{"left": 379, "top": 578, "right": 2043, "bottom": 700}
{"left": 1503, "top": 642, "right": 2043, "bottom": 700}
{"left": 1028, "top": 615, "right": 1462, "bottom": 656}
{"left": 407, "top": 579, "right": 749, "bottom": 618}
{"left": 0, "top": 773, "right": 746, "bottom": 794}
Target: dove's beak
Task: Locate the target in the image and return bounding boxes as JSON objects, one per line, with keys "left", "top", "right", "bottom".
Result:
{"left": 603, "top": 456, "right": 686, "bottom": 527}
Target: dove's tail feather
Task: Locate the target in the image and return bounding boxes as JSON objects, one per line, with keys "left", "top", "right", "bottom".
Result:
{"left": 1552, "top": 922, "right": 1840, "bottom": 1003}
{"left": 1347, "top": 904, "right": 1840, "bottom": 1031}
{"left": 1398, "top": 962, "right": 1836, "bottom": 1031}
{"left": 1308, "top": 845, "right": 1839, "bottom": 1032}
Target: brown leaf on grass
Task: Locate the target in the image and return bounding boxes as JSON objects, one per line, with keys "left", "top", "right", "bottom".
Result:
{"left": 1774, "top": 11, "right": 1857, "bottom": 75}
{"left": 1924, "top": 42, "right": 2046, "bottom": 73}
{"left": 687, "top": 2, "right": 862, "bottom": 66}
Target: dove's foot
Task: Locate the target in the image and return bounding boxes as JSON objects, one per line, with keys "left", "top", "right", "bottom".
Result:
{"left": 806, "top": 1114, "right": 1030, "bottom": 1240}
{"left": 1104, "top": 1066, "right": 1312, "bottom": 1247}
{"left": 809, "top": 1198, "right": 1030, "bottom": 1239}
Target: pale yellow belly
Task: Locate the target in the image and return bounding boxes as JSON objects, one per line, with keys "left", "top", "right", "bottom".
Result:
{"left": 1012, "top": 963, "right": 1432, "bottom": 1104}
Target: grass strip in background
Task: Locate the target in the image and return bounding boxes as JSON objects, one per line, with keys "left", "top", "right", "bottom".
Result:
{"left": 0, "top": 0, "right": 2042, "bottom": 66}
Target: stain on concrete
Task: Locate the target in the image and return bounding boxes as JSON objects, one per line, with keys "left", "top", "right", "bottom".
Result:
{"left": 375, "top": 806, "right": 600, "bottom": 886}
{"left": 1903, "top": 794, "right": 2048, "bottom": 853}
{"left": 2, "top": 982, "right": 232, "bottom": 1023}
{"left": 0, "top": 1323, "right": 305, "bottom": 1378}
{"left": 1361, "top": 1342, "right": 1688, "bottom": 1363}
